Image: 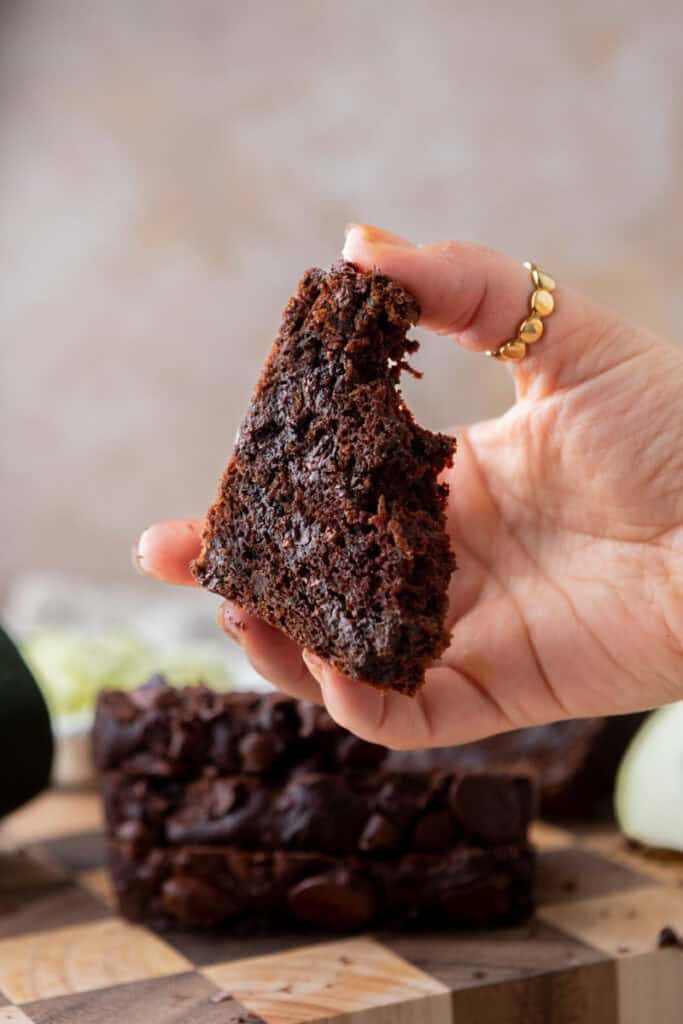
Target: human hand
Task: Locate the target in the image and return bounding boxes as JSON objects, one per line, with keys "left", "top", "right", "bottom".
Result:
{"left": 136, "top": 225, "right": 683, "bottom": 748}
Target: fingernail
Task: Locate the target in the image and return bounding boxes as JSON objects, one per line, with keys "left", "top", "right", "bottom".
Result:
{"left": 132, "top": 531, "right": 150, "bottom": 576}
{"left": 302, "top": 649, "right": 328, "bottom": 681}
{"left": 218, "top": 601, "right": 246, "bottom": 644}
{"left": 343, "top": 224, "right": 413, "bottom": 261}
{"left": 344, "top": 222, "right": 364, "bottom": 239}
{"left": 345, "top": 222, "right": 393, "bottom": 243}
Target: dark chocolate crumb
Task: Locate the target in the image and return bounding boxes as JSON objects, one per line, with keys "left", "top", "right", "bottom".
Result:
{"left": 472, "top": 970, "right": 487, "bottom": 980}
{"left": 210, "top": 990, "right": 234, "bottom": 1004}
{"left": 658, "top": 926, "right": 683, "bottom": 949}
{"left": 562, "top": 879, "right": 577, "bottom": 893}
{"left": 616, "top": 945, "right": 631, "bottom": 955}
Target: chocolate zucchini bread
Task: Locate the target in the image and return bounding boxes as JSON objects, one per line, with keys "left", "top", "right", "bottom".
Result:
{"left": 192, "top": 261, "right": 456, "bottom": 695}
{"left": 108, "top": 843, "right": 533, "bottom": 931}
{"left": 95, "top": 679, "right": 533, "bottom": 930}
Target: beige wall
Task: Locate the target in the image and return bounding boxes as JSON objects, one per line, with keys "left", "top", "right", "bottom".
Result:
{"left": 2, "top": 1, "right": 682, "bottom": 586}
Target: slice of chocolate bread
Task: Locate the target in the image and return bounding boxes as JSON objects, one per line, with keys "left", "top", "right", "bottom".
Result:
{"left": 192, "top": 261, "right": 456, "bottom": 695}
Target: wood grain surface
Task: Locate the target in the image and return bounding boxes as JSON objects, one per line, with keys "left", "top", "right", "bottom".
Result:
{"left": 203, "top": 938, "right": 451, "bottom": 1024}
{"left": 1, "top": 790, "right": 682, "bottom": 1023}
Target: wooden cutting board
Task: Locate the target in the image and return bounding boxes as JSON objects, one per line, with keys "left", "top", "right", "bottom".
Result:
{"left": 1, "top": 790, "right": 683, "bottom": 1024}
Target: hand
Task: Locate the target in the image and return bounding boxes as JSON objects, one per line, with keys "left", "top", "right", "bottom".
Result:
{"left": 136, "top": 225, "right": 683, "bottom": 749}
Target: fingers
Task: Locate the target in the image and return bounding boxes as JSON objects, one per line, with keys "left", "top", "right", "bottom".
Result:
{"left": 342, "top": 224, "right": 645, "bottom": 398}
{"left": 344, "top": 225, "right": 532, "bottom": 349}
{"left": 135, "top": 521, "right": 323, "bottom": 701}
{"left": 134, "top": 519, "right": 203, "bottom": 586}
{"left": 303, "top": 652, "right": 513, "bottom": 750}
{"left": 219, "top": 602, "right": 323, "bottom": 705}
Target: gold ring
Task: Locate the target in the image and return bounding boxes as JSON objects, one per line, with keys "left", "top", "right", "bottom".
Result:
{"left": 486, "top": 261, "right": 557, "bottom": 362}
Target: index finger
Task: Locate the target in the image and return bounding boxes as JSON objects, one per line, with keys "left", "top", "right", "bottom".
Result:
{"left": 341, "top": 223, "right": 633, "bottom": 398}
{"left": 342, "top": 225, "right": 533, "bottom": 351}
{"left": 135, "top": 518, "right": 204, "bottom": 586}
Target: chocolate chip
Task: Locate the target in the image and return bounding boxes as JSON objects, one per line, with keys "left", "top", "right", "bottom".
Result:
{"left": 211, "top": 778, "right": 241, "bottom": 817}
{"left": 161, "top": 875, "right": 237, "bottom": 926}
{"left": 658, "top": 926, "right": 683, "bottom": 949}
{"left": 287, "top": 870, "right": 375, "bottom": 930}
{"left": 239, "top": 731, "right": 275, "bottom": 772}
{"left": 358, "top": 813, "right": 401, "bottom": 851}
{"left": 167, "top": 721, "right": 199, "bottom": 761}
{"left": 128, "top": 676, "right": 172, "bottom": 710}
{"left": 208, "top": 717, "right": 240, "bottom": 772}
{"left": 299, "top": 703, "right": 337, "bottom": 737}
{"left": 168, "top": 784, "right": 270, "bottom": 846}
{"left": 196, "top": 690, "right": 226, "bottom": 722}
{"left": 115, "top": 820, "right": 154, "bottom": 846}
{"left": 275, "top": 775, "right": 366, "bottom": 852}
{"left": 449, "top": 775, "right": 532, "bottom": 843}
{"left": 105, "top": 690, "right": 139, "bottom": 721}
{"left": 93, "top": 694, "right": 150, "bottom": 770}
{"left": 122, "top": 752, "right": 175, "bottom": 777}
{"left": 337, "top": 734, "right": 386, "bottom": 771}
{"left": 143, "top": 719, "right": 174, "bottom": 757}
{"left": 412, "top": 811, "right": 458, "bottom": 852}
{"left": 377, "top": 776, "right": 431, "bottom": 831}
{"left": 259, "top": 694, "right": 300, "bottom": 734}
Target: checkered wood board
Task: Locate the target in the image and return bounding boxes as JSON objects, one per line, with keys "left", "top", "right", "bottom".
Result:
{"left": 1, "top": 791, "right": 683, "bottom": 1024}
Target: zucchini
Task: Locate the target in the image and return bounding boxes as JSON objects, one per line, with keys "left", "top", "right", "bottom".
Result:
{"left": 0, "top": 625, "right": 53, "bottom": 817}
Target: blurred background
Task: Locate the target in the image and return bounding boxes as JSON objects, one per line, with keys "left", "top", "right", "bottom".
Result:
{"left": 2, "top": 2, "right": 683, "bottom": 735}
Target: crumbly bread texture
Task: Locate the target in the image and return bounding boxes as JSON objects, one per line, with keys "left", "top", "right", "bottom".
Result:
{"left": 192, "top": 261, "right": 456, "bottom": 694}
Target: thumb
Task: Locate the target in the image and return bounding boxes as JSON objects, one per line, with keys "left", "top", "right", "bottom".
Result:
{"left": 342, "top": 224, "right": 647, "bottom": 398}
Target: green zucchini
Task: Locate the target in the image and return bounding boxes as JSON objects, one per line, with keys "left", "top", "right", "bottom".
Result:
{"left": 0, "top": 625, "right": 53, "bottom": 817}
